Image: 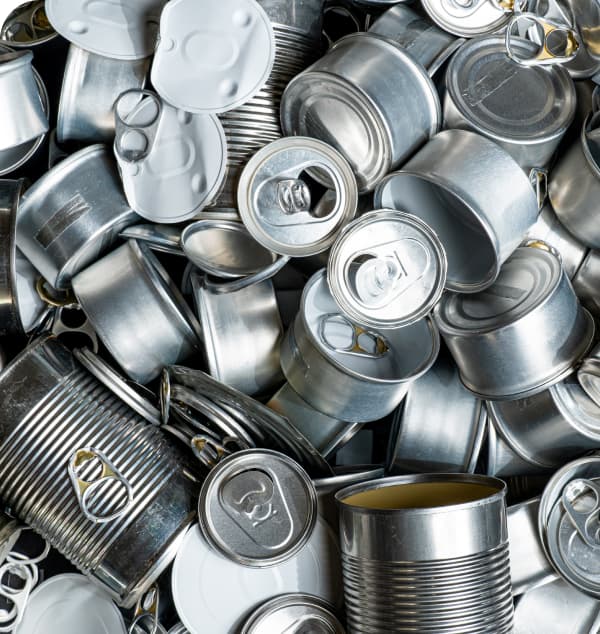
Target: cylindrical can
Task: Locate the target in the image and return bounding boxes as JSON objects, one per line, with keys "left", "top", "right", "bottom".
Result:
{"left": 280, "top": 269, "right": 440, "bottom": 423}
{"left": 72, "top": 240, "right": 202, "bottom": 384}
{"left": 434, "top": 246, "right": 594, "bottom": 400}
{"left": 444, "top": 36, "right": 576, "bottom": 171}
{"left": 336, "top": 474, "right": 513, "bottom": 633}
{"left": 281, "top": 32, "right": 441, "bottom": 193}
{"left": 573, "top": 248, "right": 600, "bottom": 318}
{"left": 16, "top": 145, "right": 140, "bottom": 289}
{"left": 0, "top": 336, "right": 197, "bottom": 607}
{"left": 375, "top": 129, "right": 538, "bottom": 293}
{"left": 420, "top": 0, "right": 513, "bottom": 37}
{"left": 559, "top": 0, "right": 600, "bottom": 78}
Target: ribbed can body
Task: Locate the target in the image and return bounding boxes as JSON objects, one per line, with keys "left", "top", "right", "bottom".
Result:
{"left": 0, "top": 336, "right": 196, "bottom": 607}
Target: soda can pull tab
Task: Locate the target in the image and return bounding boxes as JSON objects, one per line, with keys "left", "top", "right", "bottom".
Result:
{"left": 562, "top": 478, "right": 600, "bottom": 549}
{"left": 441, "top": 0, "right": 516, "bottom": 18}
{"left": 319, "top": 313, "right": 389, "bottom": 359}
{"left": 128, "top": 584, "right": 160, "bottom": 634}
{"left": 114, "top": 89, "right": 163, "bottom": 164}
{"left": 68, "top": 447, "right": 134, "bottom": 524}
{"left": 505, "top": 13, "right": 580, "bottom": 67}
{"left": 0, "top": 562, "right": 35, "bottom": 633}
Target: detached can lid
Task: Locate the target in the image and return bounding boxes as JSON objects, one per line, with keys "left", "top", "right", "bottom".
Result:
{"left": 328, "top": 209, "right": 447, "bottom": 330}
{"left": 151, "top": 0, "right": 275, "bottom": 114}
{"left": 198, "top": 449, "right": 317, "bottom": 567}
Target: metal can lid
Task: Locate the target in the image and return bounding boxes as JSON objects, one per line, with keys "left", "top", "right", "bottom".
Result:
{"left": 300, "top": 269, "right": 439, "bottom": 383}
{"left": 446, "top": 36, "right": 576, "bottom": 145}
{"left": 198, "top": 449, "right": 318, "bottom": 567}
{"left": 435, "top": 246, "right": 562, "bottom": 335}
{"left": 151, "top": 0, "right": 275, "bottom": 114}
{"left": 327, "top": 209, "right": 447, "bottom": 329}
{"left": 421, "top": 0, "right": 513, "bottom": 37}
{"left": 240, "top": 594, "right": 344, "bottom": 634}
{"left": 238, "top": 137, "right": 358, "bottom": 257}
{"left": 578, "top": 344, "right": 600, "bottom": 409}
{"left": 0, "top": 1, "right": 57, "bottom": 46}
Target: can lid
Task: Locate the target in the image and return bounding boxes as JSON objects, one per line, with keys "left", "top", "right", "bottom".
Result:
{"left": 421, "top": 0, "right": 513, "bottom": 37}
{"left": 240, "top": 594, "right": 344, "bottom": 634}
{"left": 300, "top": 269, "right": 439, "bottom": 383}
{"left": 550, "top": 377, "right": 600, "bottom": 441}
{"left": 1, "top": 1, "right": 56, "bottom": 46}
{"left": 578, "top": 354, "right": 600, "bottom": 409}
{"left": 151, "top": 0, "right": 275, "bottom": 114}
{"left": 327, "top": 209, "right": 447, "bottom": 329}
{"left": 238, "top": 137, "right": 358, "bottom": 257}
{"left": 435, "top": 246, "right": 562, "bottom": 336}
{"left": 198, "top": 449, "right": 318, "bottom": 567}
{"left": 446, "top": 36, "right": 576, "bottom": 144}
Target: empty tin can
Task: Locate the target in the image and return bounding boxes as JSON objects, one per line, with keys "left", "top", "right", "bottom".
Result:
{"left": 72, "top": 240, "right": 202, "bottom": 384}
{"left": 434, "top": 246, "right": 594, "bottom": 400}
{"left": 0, "top": 336, "right": 197, "bottom": 608}
{"left": 387, "top": 354, "right": 487, "bottom": 474}
{"left": 16, "top": 145, "right": 140, "bottom": 289}
{"left": 444, "top": 36, "right": 576, "bottom": 171}
{"left": 281, "top": 32, "right": 441, "bottom": 192}
{"left": 573, "top": 248, "right": 600, "bottom": 318}
{"left": 375, "top": 129, "right": 538, "bottom": 293}
{"left": 336, "top": 474, "right": 513, "bottom": 633}
{"left": 280, "top": 269, "right": 440, "bottom": 423}
{"left": 421, "top": 0, "right": 519, "bottom": 37}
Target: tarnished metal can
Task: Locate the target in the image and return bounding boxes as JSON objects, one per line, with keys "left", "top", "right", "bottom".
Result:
{"left": 0, "top": 336, "right": 197, "bottom": 608}
{"left": 336, "top": 474, "right": 513, "bottom": 633}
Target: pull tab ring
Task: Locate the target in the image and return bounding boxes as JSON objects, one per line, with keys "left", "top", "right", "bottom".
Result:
{"left": 114, "top": 89, "right": 163, "bottom": 164}
{"left": 129, "top": 585, "right": 160, "bottom": 634}
{"left": 562, "top": 478, "right": 600, "bottom": 548}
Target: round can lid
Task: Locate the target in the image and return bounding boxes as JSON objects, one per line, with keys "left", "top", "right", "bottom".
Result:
{"left": 198, "top": 449, "right": 317, "bottom": 567}
{"left": 46, "top": 0, "right": 164, "bottom": 60}
{"left": 435, "top": 246, "right": 562, "bottom": 336}
{"left": 421, "top": 0, "right": 512, "bottom": 37}
{"left": 446, "top": 36, "right": 576, "bottom": 144}
{"left": 300, "top": 269, "right": 439, "bottom": 383}
{"left": 238, "top": 137, "right": 358, "bottom": 257}
{"left": 578, "top": 349, "right": 600, "bottom": 409}
{"left": 0, "top": 1, "right": 57, "bottom": 46}
{"left": 327, "top": 209, "right": 447, "bottom": 329}
{"left": 240, "top": 594, "right": 344, "bottom": 634}
{"left": 550, "top": 377, "right": 600, "bottom": 441}
{"left": 151, "top": 0, "right": 275, "bottom": 114}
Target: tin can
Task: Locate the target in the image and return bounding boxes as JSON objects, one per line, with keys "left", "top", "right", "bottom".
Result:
{"left": 444, "top": 36, "right": 576, "bottom": 171}
{"left": 421, "top": 0, "right": 518, "bottom": 37}
{"left": 336, "top": 474, "right": 513, "bottom": 633}
{"left": 434, "top": 246, "right": 594, "bottom": 400}
{"left": 573, "top": 249, "right": 600, "bottom": 318}
{"left": 72, "top": 240, "right": 202, "bottom": 384}
{"left": 280, "top": 269, "right": 440, "bottom": 423}
{"left": 16, "top": 145, "right": 140, "bottom": 290}
{"left": 387, "top": 354, "right": 487, "bottom": 474}
{"left": 281, "top": 32, "right": 441, "bottom": 193}
{"left": 0, "top": 1, "right": 57, "bottom": 48}
{"left": 375, "top": 129, "right": 538, "bottom": 293}
{"left": 559, "top": 0, "right": 600, "bottom": 78}
{"left": 0, "top": 336, "right": 197, "bottom": 608}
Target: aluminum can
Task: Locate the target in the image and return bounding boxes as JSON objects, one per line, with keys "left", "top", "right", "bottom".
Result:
{"left": 573, "top": 248, "right": 600, "bottom": 318}
{"left": 421, "top": 0, "right": 515, "bottom": 37}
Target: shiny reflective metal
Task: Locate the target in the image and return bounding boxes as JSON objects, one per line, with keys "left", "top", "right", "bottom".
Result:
{"left": 15, "top": 248, "right": 49, "bottom": 334}
{"left": 280, "top": 269, "right": 439, "bottom": 423}
{"left": 327, "top": 209, "right": 447, "bottom": 330}
{"left": 267, "top": 382, "right": 363, "bottom": 459}
{"left": 573, "top": 248, "right": 600, "bottom": 318}
{"left": 240, "top": 593, "right": 344, "bottom": 633}
{"left": 238, "top": 137, "right": 357, "bottom": 257}
{"left": 191, "top": 273, "right": 283, "bottom": 396}
{"left": 376, "top": 130, "right": 538, "bottom": 293}
{"left": 336, "top": 474, "right": 513, "bottom": 633}
{"left": 198, "top": 449, "right": 317, "bottom": 567}
{"left": 120, "top": 224, "right": 183, "bottom": 256}
{"left": 0, "top": 336, "right": 197, "bottom": 607}
{"left": 0, "top": 1, "right": 56, "bottom": 47}
{"left": 16, "top": 145, "right": 140, "bottom": 289}
{"left": 558, "top": 0, "right": 600, "bottom": 78}
{"left": 369, "top": 4, "right": 464, "bottom": 76}
{"left": 0, "top": 513, "right": 20, "bottom": 564}
{"left": 444, "top": 37, "right": 576, "bottom": 171}
{"left": 524, "top": 204, "right": 588, "bottom": 279}
{"left": 51, "top": 304, "right": 99, "bottom": 353}
{"left": 129, "top": 585, "right": 159, "bottom": 634}
{"left": 0, "top": 560, "right": 35, "bottom": 632}
{"left": 281, "top": 32, "right": 441, "bottom": 193}
{"left": 434, "top": 246, "right": 594, "bottom": 400}
{"left": 387, "top": 354, "right": 487, "bottom": 474}
{"left": 58, "top": 45, "right": 149, "bottom": 144}
{"left": 72, "top": 240, "right": 202, "bottom": 384}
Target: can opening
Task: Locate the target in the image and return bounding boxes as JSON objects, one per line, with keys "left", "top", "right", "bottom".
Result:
{"left": 340, "top": 480, "right": 502, "bottom": 510}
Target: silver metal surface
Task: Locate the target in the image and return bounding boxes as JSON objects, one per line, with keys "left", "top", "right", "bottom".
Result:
{"left": 198, "top": 449, "right": 317, "bottom": 567}
{"left": 72, "top": 240, "right": 202, "bottom": 384}
{"left": 444, "top": 36, "right": 576, "bottom": 171}
{"left": 16, "top": 145, "right": 140, "bottom": 290}
{"left": 281, "top": 32, "right": 441, "bottom": 193}
{"left": 57, "top": 45, "right": 149, "bottom": 144}
{"left": 120, "top": 224, "right": 183, "bottom": 256}
{"left": 192, "top": 273, "right": 283, "bottom": 396}
{"left": 0, "top": 336, "right": 196, "bottom": 608}
{"left": 573, "top": 248, "right": 600, "bottom": 318}
{"left": 421, "top": 0, "right": 518, "bottom": 37}
{"left": 327, "top": 209, "right": 447, "bottom": 330}
{"left": 280, "top": 269, "right": 439, "bottom": 423}
{"left": 434, "top": 246, "right": 594, "bottom": 400}
{"left": 578, "top": 342, "right": 600, "bottom": 408}
{"left": 336, "top": 474, "right": 513, "bottom": 633}
{"left": 559, "top": 0, "right": 600, "bottom": 78}
{"left": 375, "top": 129, "right": 539, "bottom": 293}
{"left": 0, "top": 1, "right": 57, "bottom": 47}
{"left": 387, "top": 354, "right": 487, "bottom": 474}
